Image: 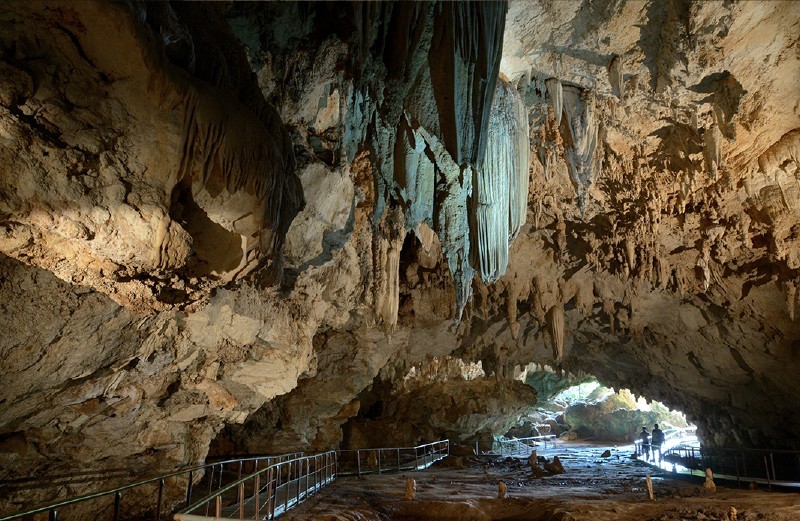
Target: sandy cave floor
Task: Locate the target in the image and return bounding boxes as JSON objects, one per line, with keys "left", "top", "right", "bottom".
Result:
{"left": 280, "top": 442, "right": 800, "bottom": 521}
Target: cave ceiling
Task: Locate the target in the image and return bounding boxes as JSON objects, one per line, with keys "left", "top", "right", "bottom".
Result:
{"left": 0, "top": 0, "right": 799, "bottom": 514}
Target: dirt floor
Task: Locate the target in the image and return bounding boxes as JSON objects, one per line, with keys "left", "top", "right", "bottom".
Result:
{"left": 281, "top": 442, "right": 800, "bottom": 520}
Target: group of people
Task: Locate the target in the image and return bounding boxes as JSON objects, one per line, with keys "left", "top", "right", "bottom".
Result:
{"left": 639, "top": 423, "right": 665, "bottom": 462}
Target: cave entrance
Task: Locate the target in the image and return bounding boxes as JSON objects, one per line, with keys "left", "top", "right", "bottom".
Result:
{"left": 504, "top": 367, "right": 697, "bottom": 450}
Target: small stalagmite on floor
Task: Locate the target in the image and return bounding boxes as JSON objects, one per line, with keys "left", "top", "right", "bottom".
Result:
{"left": 703, "top": 468, "right": 717, "bottom": 493}
{"left": 498, "top": 480, "right": 507, "bottom": 499}
{"left": 405, "top": 477, "right": 416, "bottom": 500}
{"left": 544, "top": 456, "right": 565, "bottom": 475}
{"left": 646, "top": 474, "right": 654, "bottom": 501}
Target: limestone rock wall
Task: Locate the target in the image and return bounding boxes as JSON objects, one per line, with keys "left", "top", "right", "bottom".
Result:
{"left": 0, "top": 1, "right": 303, "bottom": 312}
{"left": 1, "top": 1, "right": 800, "bottom": 518}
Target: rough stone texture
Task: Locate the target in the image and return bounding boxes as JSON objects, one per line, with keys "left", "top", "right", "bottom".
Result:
{"left": 0, "top": 1, "right": 303, "bottom": 312}
{"left": 1, "top": 0, "right": 800, "bottom": 518}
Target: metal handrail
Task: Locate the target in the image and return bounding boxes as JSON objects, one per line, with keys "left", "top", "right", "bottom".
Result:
{"left": 661, "top": 445, "right": 800, "bottom": 489}
{"left": 336, "top": 440, "right": 450, "bottom": 477}
{"left": 177, "top": 451, "right": 337, "bottom": 520}
{"left": 492, "top": 435, "right": 556, "bottom": 456}
{"left": 177, "top": 440, "right": 450, "bottom": 519}
{"left": 0, "top": 453, "right": 303, "bottom": 521}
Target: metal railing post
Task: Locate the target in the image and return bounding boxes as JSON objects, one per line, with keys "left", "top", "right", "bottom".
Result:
{"left": 378, "top": 450, "right": 382, "bottom": 474}
{"left": 49, "top": 510, "right": 57, "bottom": 521}
{"left": 254, "top": 472, "right": 260, "bottom": 520}
{"left": 357, "top": 450, "right": 362, "bottom": 477}
{"left": 238, "top": 481, "right": 245, "bottom": 520}
{"left": 186, "top": 470, "right": 194, "bottom": 507}
{"left": 113, "top": 491, "right": 121, "bottom": 521}
{"left": 285, "top": 461, "right": 291, "bottom": 511}
{"left": 770, "top": 453, "right": 776, "bottom": 481}
{"left": 267, "top": 466, "right": 275, "bottom": 520}
{"left": 155, "top": 478, "right": 163, "bottom": 521}
{"left": 764, "top": 456, "right": 772, "bottom": 490}
{"left": 205, "top": 465, "right": 215, "bottom": 516}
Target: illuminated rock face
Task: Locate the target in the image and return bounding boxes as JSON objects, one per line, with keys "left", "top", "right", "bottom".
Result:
{"left": 0, "top": 2, "right": 303, "bottom": 312}
{"left": 1, "top": 0, "right": 800, "bottom": 517}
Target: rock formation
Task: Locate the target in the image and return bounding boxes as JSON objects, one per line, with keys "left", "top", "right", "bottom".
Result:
{"left": 1, "top": 0, "right": 800, "bottom": 518}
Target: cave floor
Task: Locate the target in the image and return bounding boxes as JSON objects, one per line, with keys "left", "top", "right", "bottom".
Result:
{"left": 281, "top": 442, "right": 800, "bottom": 521}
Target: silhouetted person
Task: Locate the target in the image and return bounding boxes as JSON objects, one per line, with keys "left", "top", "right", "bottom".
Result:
{"left": 651, "top": 423, "right": 665, "bottom": 462}
{"left": 639, "top": 426, "right": 650, "bottom": 459}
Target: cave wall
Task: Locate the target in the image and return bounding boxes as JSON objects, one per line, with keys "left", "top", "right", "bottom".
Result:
{"left": 1, "top": 0, "right": 800, "bottom": 517}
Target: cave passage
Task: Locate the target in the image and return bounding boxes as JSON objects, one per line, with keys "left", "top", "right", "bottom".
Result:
{"left": 512, "top": 370, "right": 696, "bottom": 447}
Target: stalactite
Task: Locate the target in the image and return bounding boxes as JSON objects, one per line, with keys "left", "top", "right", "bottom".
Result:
{"left": 545, "top": 78, "right": 563, "bottom": 125}
{"left": 608, "top": 54, "right": 623, "bottom": 99}
{"left": 562, "top": 85, "right": 598, "bottom": 208}
{"left": 507, "top": 285, "right": 520, "bottom": 340}
{"left": 374, "top": 209, "right": 404, "bottom": 332}
{"left": 603, "top": 299, "right": 616, "bottom": 335}
{"left": 415, "top": 127, "right": 475, "bottom": 319}
{"left": 704, "top": 124, "right": 722, "bottom": 179}
{"left": 471, "top": 79, "right": 529, "bottom": 282}
{"left": 625, "top": 236, "right": 637, "bottom": 274}
{"left": 656, "top": 245, "right": 670, "bottom": 290}
{"left": 396, "top": 113, "right": 435, "bottom": 228}
{"left": 555, "top": 215, "right": 567, "bottom": 260}
{"left": 785, "top": 280, "right": 796, "bottom": 321}
{"left": 548, "top": 302, "right": 565, "bottom": 363}
{"left": 349, "top": 2, "right": 506, "bottom": 320}
{"left": 508, "top": 85, "right": 530, "bottom": 240}
{"left": 697, "top": 245, "right": 712, "bottom": 291}
{"left": 532, "top": 276, "right": 547, "bottom": 322}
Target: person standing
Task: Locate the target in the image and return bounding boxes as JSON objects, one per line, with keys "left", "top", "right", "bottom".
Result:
{"left": 639, "top": 426, "right": 650, "bottom": 460}
{"left": 651, "top": 423, "right": 665, "bottom": 462}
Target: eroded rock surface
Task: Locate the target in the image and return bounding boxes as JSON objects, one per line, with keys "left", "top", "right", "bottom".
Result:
{"left": 1, "top": 0, "right": 800, "bottom": 518}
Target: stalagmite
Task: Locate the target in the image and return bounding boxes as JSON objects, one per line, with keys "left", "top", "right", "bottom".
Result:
{"left": 548, "top": 303, "right": 565, "bottom": 363}
{"left": 646, "top": 474, "right": 654, "bottom": 501}
{"left": 405, "top": 477, "right": 416, "bottom": 500}
{"left": 528, "top": 450, "right": 538, "bottom": 471}
{"left": 608, "top": 54, "right": 624, "bottom": 99}
{"left": 498, "top": 480, "right": 507, "bottom": 499}
{"left": 545, "top": 78, "right": 563, "bottom": 125}
{"left": 730, "top": 507, "right": 738, "bottom": 521}
{"left": 703, "top": 468, "right": 717, "bottom": 493}
{"left": 544, "top": 456, "right": 565, "bottom": 474}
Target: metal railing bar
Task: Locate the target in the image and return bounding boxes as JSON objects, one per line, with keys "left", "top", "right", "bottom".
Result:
{"left": 0, "top": 452, "right": 304, "bottom": 521}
